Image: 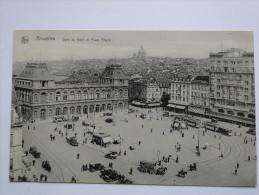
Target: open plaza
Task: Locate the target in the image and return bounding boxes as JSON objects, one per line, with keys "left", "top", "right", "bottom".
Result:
{"left": 20, "top": 106, "right": 256, "bottom": 186}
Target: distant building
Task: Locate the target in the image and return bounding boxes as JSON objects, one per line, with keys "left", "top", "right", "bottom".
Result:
{"left": 167, "top": 75, "right": 192, "bottom": 113}
{"left": 129, "top": 79, "right": 160, "bottom": 108}
{"left": 133, "top": 46, "right": 147, "bottom": 60}
{"left": 209, "top": 48, "right": 255, "bottom": 126}
{"left": 189, "top": 76, "right": 210, "bottom": 116}
{"left": 10, "top": 87, "right": 23, "bottom": 181}
{"left": 13, "top": 61, "right": 129, "bottom": 121}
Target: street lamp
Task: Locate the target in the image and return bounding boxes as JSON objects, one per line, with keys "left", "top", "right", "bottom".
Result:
{"left": 197, "top": 128, "right": 200, "bottom": 156}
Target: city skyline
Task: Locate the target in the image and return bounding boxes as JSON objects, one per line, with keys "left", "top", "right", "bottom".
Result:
{"left": 14, "top": 31, "right": 253, "bottom": 62}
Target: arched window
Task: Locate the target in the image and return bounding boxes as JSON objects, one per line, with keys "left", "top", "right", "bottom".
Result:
{"left": 95, "top": 104, "right": 100, "bottom": 112}
{"left": 227, "top": 110, "right": 234, "bottom": 115}
{"left": 70, "top": 91, "right": 75, "bottom": 100}
{"left": 34, "top": 94, "right": 38, "bottom": 102}
{"left": 89, "top": 105, "right": 94, "bottom": 113}
{"left": 218, "top": 109, "right": 225, "bottom": 113}
{"left": 83, "top": 105, "right": 88, "bottom": 114}
{"left": 248, "top": 114, "right": 255, "bottom": 119}
{"left": 96, "top": 90, "right": 100, "bottom": 99}
{"left": 63, "top": 91, "right": 68, "bottom": 100}
{"left": 56, "top": 92, "right": 61, "bottom": 101}
{"left": 49, "top": 93, "right": 53, "bottom": 101}
{"left": 56, "top": 108, "right": 61, "bottom": 115}
{"left": 101, "top": 104, "right": 106, "bottom": 111}
{"left": 102, "top": 90, "right": 106, "bottom": 98}
{"left": 41, "top": 92, "right": 47, "bottom": 103}
{"left": 107, "top": 103, "right": 112, "bottom": 111}
{"left": 83, "top": 90, "right": 88, "bottom": 99}
{"left": 70, "top": 106, "right": 75, "bottom": 114}
{"left": 107, "top": 90, "right": 111, "bottom": 98}
{"left": 237, "top": 112, "right": 244, "bottom": 117}
{"left": 76, "top": 106, "right": 81, "bottom": 114}
{"left": 77, "top": 91, "right": 81, "bottom": 100}
{"left": 89, "top": 90, "right": 94, "bottom": 99}
{"left": 63, "top": 107, "right": 68, "bottom": 115}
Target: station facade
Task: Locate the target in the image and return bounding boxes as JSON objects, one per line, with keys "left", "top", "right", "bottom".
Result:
{"left": 13, "top": 62, "right": 129, "bottom": 121}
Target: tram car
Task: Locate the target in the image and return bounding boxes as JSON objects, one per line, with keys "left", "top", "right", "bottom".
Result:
{"left": 204, "top": 121, "right": 218, "bottom": 132}
{"left": 187, "top": 118, "right": 201, "bottom": 128}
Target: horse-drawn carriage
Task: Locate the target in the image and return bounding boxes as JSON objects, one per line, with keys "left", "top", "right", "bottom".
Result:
{"left": 29, "top": 146, "right": 41, "bottom": 158}
{"left": 105, "top": 150, "right": 118, "bottom": 160}
{"left": 137, "top": 160, "right": 167, "bottom": 175}
{"left": 88, "top": 162, "right": 105, "bottom": 172}
{"left": 42, "top": 160, "right": 51, "bottom": 172}
{"left": 177, "top": 168, "right": 187, "bottom": 177}
{"left": 100, "top": 169, "right": 133, "bottom": 184}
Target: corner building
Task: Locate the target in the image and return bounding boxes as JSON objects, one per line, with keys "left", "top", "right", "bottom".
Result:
{"left": 13, "top": 62, "right": 129, "bottom": 121}
{"left": 209, "top": 48, "right": 255, "bottom": 126}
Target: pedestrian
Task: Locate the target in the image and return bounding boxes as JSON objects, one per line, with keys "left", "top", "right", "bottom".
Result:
{"left": 83, "top": 132, "right": 85, "bottom": 137}
{"left": 237, "top": 163, "right": 239, "bottom": 169}
{"left": 139, "top": 141, "right": 141, "bottom": 146}
{"left": 203, "top": 131, "right": 205, "bottom": 136}
{"left": 44, "top": 175, "right": 47, "bottom": 182}
{"left": 110, "top": 162, "right": 113, "bottom": 168}
{"left": 62, "top": 133, "right": 63, "bottom": 137}
{"left": 33, "top": 126, "right": 35, "bottom": 130}
{"left": 234, "top": 169, "right": 237, "bottom": 176}
{"left": 220, "top": 153, "right": 223, "bottom": 158}
{"left": 82, "top": 165, "right": 85, "bottom": 171}
{"left": 40, "top": 174, "right": 44, "bottom": 181}
{"left": 176, "top": 155, "right": 179, "bottom": 163}
{"left": 25, "top": 150, "right": 28, "bottom": 156}
{"left": 193, "top": 135, "right": 194, "bottom": 139}
{"left": 130, "top": 167, "right": 133, "bottom": 175}
{"left": 77, "top": 153, "right": 80, "bottom": 159}
{"left": 162, "top": 132, "right": 165, "bottom": 135}
{"left": 124, "top": 150, "right": 127, "bottom": 156}
{"left": 150, "top": 128, "right": 153, "bottom": 132}
{"left": 28, "top": 125, "right": 30, "bottom": 130}
{"left": 248, "top": 156, "right": 250, "bottom": 162}
{"left": 22, "top": 139, "right": 24, "bottom": 147}
{"left": 32, "top": 160, "right": 35, "bottom": 166}
{"left": 75, "top": 132, "right": 77, "bottom": 137}
{"left": 245, "top": 140, "right": 248, "bottom": 144}
{"left": 142, "top": 124, "right": 144, "bottom": 128}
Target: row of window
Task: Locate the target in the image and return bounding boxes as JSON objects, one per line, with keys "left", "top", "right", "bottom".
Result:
{"left": 34, "top": 89, "right": 128, "bottom": 102}
{"left": 16, "top": 80, "right": 32, "bottom": 87}
{"left": 216, "top": 92, "right": 249, "bottom": 101}
{"left": 191, "top": 92, "right": 207, "bottom": 98}
{"left": 171, "top": 96, "right": 189, "bottom": 102}
{"left": 211, "top": 60, "right": 254, "bottom": 66}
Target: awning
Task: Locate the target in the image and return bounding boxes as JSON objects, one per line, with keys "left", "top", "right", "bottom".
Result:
{"left": 175, "top": 105, "right": 186, "bottom": 110}
{"left": 167, "top": 104, "right": 186, "bottom": 110}
{"left": 147, "top": 103, "right": 160, "bottom": 107}
{"left": 188, "top": 106, "right": 205, "bottom": 114}
{"left": 102, "top": 136, "right": 113, "bottom": 144}
{"left": 167, "top": 104, "right": 176, "bottom": 108}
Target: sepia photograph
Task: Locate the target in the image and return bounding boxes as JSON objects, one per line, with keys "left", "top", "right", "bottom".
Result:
{"left": 10, "top": 30, "right": 256, "bottom": 187}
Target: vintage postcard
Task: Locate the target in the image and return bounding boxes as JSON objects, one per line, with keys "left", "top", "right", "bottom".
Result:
{"left": 10, "top": 30, "right": 256, "bottom": 186}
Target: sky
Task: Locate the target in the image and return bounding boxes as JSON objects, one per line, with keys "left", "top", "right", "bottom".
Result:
{"left": 13, "top": 30, "right": 254, "bottom": 62}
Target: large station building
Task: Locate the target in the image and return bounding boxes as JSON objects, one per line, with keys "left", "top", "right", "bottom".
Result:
{"left": 13, "top": 61, "right": 129, "bottom": 121}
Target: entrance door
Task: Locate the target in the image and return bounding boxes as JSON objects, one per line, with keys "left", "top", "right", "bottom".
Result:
{"left": 40, "top": 109, "right": 46, "bottom": 120}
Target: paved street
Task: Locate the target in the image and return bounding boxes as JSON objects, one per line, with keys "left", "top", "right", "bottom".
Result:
{"left": 21, "top": 106, "right": 256, "bottom": 186}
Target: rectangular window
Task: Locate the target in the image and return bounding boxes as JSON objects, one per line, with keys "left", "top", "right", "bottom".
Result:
{"left": 217, "top": 92, "right": 220, "bottom": 98}
{"left": 245, "top": 81, "right": 249, "bottom": 85}
{"left": 244, "top": 95, "right": 248, "bottom": 101}
{"left": 245, "top": 88, "right": 248, "bottom": 93}
{"left": 217, "top": 85, "right": 220, "bottom": 90}
{"left": 217, "top": 79, "right": 220, "bottom": 83}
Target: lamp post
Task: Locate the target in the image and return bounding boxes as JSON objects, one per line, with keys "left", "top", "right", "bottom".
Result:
{"left": 197, "top": 128, "right": 200, "bottom": 156}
